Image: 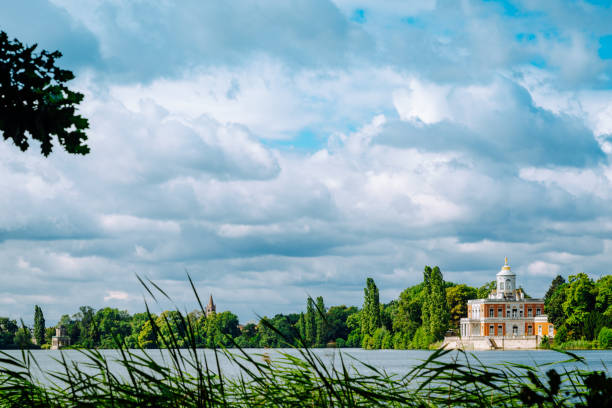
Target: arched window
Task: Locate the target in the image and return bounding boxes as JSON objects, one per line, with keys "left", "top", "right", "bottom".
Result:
{"left": 500, "top": 281, "right": 504, "bottom": 290}
{"left": 505, "top": 279, "right": 511, "bottom": 290}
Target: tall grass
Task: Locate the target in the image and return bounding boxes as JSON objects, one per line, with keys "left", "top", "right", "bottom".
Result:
{"left": 0, "top": 276, "right": 610, "bottom": 407}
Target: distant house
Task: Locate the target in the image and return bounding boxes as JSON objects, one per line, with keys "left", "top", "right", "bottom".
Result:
{"left": 51, "top": 326, "right": 70, "bottom": 350}
{"left": 460, "top": 257, "right": 555, "bottom": 338}
{"left": 446, "top": 258, "right": 556, "bottom": 350}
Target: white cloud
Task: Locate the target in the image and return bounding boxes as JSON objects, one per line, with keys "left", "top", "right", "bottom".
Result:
{"left": 104, "top": 291, "right": 130, "bottom": 301}
{"left": 527, "top": 261, "right": 561, "bottom": 277}
{"left": 2, "top": 0, "right": 612, "bottom": 324}
{"left": 393, "top": 80, "right": 451, "bottom": 125}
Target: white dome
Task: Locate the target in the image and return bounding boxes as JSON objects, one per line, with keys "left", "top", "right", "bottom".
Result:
{"left": 496, "top": 256, "right": 515, "bottom": 276}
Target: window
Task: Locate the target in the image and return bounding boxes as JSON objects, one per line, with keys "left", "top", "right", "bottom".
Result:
{"left": 536, "top": 308, "right": 541, "bottom": 316}
{"left": 512, "top": 309, "right": 517, "bottom": 318}
{"left": 497, "top": 308, "right": 502, "bottom": 316}
{"left": 489, "top": 325, "right": 494, "bottom": 335}
{"left": 527, "top": 325, "right": 533, "bottom": 335}
{"left": 520, "top": 310, "right": 523, "bottom": 317}
{"left": 512, "top": 325, "right": 518, "bottom": 336}
{"left": 500, "top": 281, "right": 504, "bottom": 290}
{"left": 505, "top": 279, "right": 511, "bottom": 290}
{"left": 506, "top": 310, "right": 510, "bottom": 318}
{"left": 527, "top": 308, "right": 532, "bottom": 317}
{"left": 498, "top": 325, "right": 503, "bottom": 336}
{"left": 538, "top": 325, "right": 542, "bottom": 335}
{"left": 489, "top": 308, "right": 494, "bottom": 317}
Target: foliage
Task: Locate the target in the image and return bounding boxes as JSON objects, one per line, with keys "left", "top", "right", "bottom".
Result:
{"left": 13, "top": 326, "right": 33, "bottom": 349}
{"left": 33, "top": 305, "right": 45, "bottom": 346}
{"left": 477, "top": 281, "right": 496, "bottom": 299}
{"left": 0, "top": 317, "right": 18, "bottom": 349}
{"left": 598, "top": 327, "right": 612, "bottom": 349}
{"left": 314, "top": 296, "right": 327, "bottom": 347}
{"left": 545, "top": 275, "right": 566, "bottom": 303}
{"left": 546, "top": 274, "right": 611, "bottom": 342}
{"left": 326, "top": 305, "right": 357, "bottom": 345}
{"left": 2, "top": 333, "right": 611, "bottom": 408}
{"left": 361, "top": 277, "right": 381, "bottom": 338}
{"left": 421, "top": 266, "right": 450, "bottom": 341}
{"left": 0, "top": 31, "right": 89, "bottom": 156}
{"left": 446, "top": 284, "right": 478, "bottom": 329}
{"left": 305, "top": 297, "right": 316, "bottom": 346}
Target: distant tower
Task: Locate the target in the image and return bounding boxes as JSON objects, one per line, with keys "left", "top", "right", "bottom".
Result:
{"left": 205, "top": 294, "right": 216, "bottom": 317}
{"left": 51, "top": 325, "right": 71, "bottom": 350}
{"left": 496, "top": 257, "right": 516, "bottom": 299}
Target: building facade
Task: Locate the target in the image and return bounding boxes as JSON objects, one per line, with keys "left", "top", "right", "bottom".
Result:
{"left": 51, "top": 326, "right": 71, "bottom": 350}
{"left": 454, "top": 258, "right": 555, "bottom": 349}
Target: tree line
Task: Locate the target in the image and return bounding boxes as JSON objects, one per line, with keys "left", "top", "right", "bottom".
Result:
{"left": 1, "top": 268, "right": 610, "bottom": 350}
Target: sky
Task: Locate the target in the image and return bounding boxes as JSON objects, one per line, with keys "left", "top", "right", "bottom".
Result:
{"left": 1, "top": 0, "right": 612, "bottom": 324}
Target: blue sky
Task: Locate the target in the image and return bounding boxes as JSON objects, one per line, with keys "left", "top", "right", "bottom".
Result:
{"left": 1, "top": 0, "right": 612, "bottom": 323}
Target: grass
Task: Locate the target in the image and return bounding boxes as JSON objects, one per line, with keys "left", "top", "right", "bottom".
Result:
{"left": 553, "top": 340, "right": 598, "bottom": 350}
{"left": 0, "top": 276, "right": 610, "bottom": 407}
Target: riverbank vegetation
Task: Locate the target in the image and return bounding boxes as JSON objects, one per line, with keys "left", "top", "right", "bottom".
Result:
{"left": 1, "top": 270, "right": 610, "bottom": 350}
{"left": 0, "top": 284, "right": 611, "bottom": 407}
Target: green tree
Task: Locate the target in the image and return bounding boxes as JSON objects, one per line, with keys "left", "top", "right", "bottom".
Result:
{"left": 361, "top": 278, "right": 381, "bottom": 338}
{"left": 13, "top": 326, "right": 33, "bottom": 349}
{"left": 126, "top": 312, "right": 150, "bottom": 348}
{"left": 138, "top": 319, "right": 157, "bottom": 349}
{"left": 235, "top": 323, "right": 258, "bottom": 348}
{"left": 314, "top": 296, "right": 327, "bottom": 346}
{"left": 305, "top": 297, "right": 316, "bottom": 346}
{"left": 392, "top": 283, "right": 426, "bottom": 342}
{"left": 598, "top": 327, "right": 612, "bottom": 349}
{"left": 545, "top": 282, "right": 567, "bottom": 328}
{"left": 0, "top": 31, "right": 89, "bottom": 156}
{"left": 562, "top": 273, "right": 596, "bottom": 339}
{"left": 296, "top": 312, "right": 305, "bottom": 342}
{"left": 545, "top": 275, "right": 565, "bottom": 303}
{"left": 595, "top": 275, "right": 612, "bottom": 318}
{"left": 95, "top": 308, "right": 132, "bottom": 348}
{"left": 421, "top": 266, "right": 450, "bottom": 342}
{"left": 446, "top": 284, "right": 478, "bottom": 329}
{"left": 477, "top": 281, "right": 496, "bottom": 299}
{"left": 326, "top": 305, "right": 358, "bottom": 344}
{"left": 346, "top": 312, "right": 362, "bottom": 347}
{"left": 33, "top": 305, "right": 45, "bottom": 346}
{"left": 0, "top": 317, "right": 18, "bottom": 348}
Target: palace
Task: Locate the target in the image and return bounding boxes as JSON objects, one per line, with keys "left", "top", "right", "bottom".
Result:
{"left": 446, "top": 258, "right": 555, "bottom": 350}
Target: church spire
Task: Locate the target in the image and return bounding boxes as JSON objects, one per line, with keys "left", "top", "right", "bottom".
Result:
{"left": 205, "top": 294, "right": 216, "bottom": 316}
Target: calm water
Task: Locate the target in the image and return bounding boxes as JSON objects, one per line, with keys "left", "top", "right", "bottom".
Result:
{"left": 2, "top": 348, "right": 611, "bottom": 385}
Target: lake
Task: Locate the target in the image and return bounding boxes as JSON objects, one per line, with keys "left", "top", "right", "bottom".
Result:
{"left": 2, "top": 348, "right": 611, "bottom": 385}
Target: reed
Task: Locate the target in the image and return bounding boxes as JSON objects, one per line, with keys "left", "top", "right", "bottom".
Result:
{"left": 0, "top": 276, "right": 610, "bottom": 407}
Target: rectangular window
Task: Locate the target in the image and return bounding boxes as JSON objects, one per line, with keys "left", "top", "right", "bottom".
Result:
{"left": 528, "top": 308, "right": 532, "bottom": 317}
{"left": 489, "top": 308, "right": 494, "bottom": 317}
{"left": 536, "top": 308, "right": 541, "bottom": 316}
{"left": 498, "top": 325, "right": 503, "bottom": 336}
{"left": 506, "top": 310, "right": 510, "bottom": 317}
{"left": 497, "top": 308, "right": 502, "bottom": 316}
{"left": 489, "top": 325, "right": 494, "bottom": 335}
{"left": 528, "top": 325, "right": 533, "bottom": 335}
{"left": 538, "top": 325, "right": 542, "bottom": 335}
